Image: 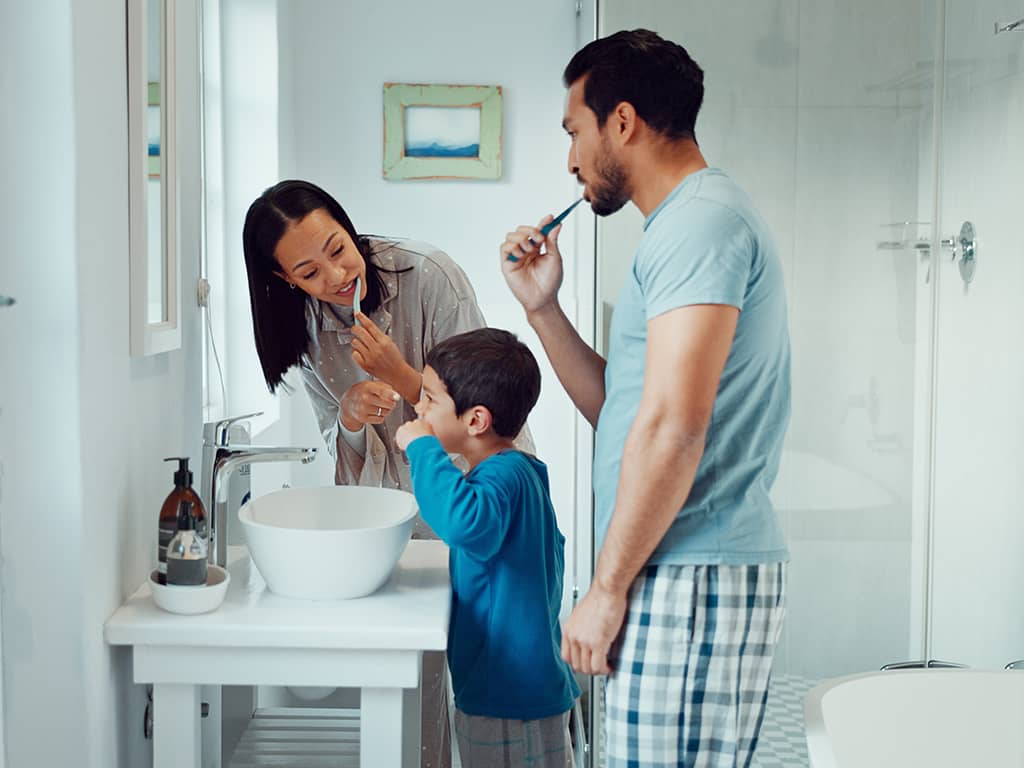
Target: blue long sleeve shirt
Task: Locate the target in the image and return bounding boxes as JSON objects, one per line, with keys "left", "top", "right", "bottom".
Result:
{"left": 405, "top": 436, "right": 580, "bottom": 719}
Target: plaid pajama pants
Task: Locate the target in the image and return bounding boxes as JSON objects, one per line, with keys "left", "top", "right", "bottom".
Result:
{"left": 604, "top": 562, "right": 787, "bottom": 768}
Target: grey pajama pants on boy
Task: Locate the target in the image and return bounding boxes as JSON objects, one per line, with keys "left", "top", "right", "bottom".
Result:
{"left": 453, "top": 708, "right": 574, "bottom": 768}
{"left": 604, "top": 562, "right": 787, "bottom": 768}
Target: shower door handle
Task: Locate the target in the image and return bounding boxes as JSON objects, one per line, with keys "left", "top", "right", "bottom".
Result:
{"left": 0, "top": 295, "right": 15, "bottom": 308}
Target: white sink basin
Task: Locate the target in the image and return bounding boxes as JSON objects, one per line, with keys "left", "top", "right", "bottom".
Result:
{"left": 238, "top": 486, "right": 417, "bottom": 599}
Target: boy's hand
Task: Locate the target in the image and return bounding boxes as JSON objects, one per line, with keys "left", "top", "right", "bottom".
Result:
{"left": 396, "top": 419, "right": 435, "bottom": 451}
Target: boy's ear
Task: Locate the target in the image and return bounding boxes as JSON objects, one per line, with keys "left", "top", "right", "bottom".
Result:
{"left": 464, "top": 405, "right": 493, "bottom": 437}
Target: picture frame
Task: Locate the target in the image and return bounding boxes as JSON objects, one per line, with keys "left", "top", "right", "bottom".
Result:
{"left": 383, "top": 83, "right": 502, "bottom": 180}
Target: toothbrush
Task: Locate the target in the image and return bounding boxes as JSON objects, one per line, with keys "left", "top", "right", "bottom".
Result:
{"left": 353, "top": 276, "right": 361, "bottom": 324}
{"left": 507, "top": 197, "right": 584, "bottom": 262}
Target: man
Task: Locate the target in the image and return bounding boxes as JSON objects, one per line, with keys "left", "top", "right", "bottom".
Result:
{"left": 500, "top": 29, "right": 791, "bottom": 767}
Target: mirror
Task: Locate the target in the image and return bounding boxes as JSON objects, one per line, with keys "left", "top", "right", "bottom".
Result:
{"left": 129, "top": 0, "right": 180, "bottom": 355}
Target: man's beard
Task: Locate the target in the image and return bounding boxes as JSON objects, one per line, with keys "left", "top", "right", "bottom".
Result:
{"left": 586, "top": 138, "right": 630, "bottom": 217}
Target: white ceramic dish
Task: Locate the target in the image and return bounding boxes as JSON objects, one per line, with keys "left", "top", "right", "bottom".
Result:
{"left": 149, "top": 565, "right": 230, "bottom": 615}
{"left": 238, "top": 486, "right": 417, "bottom": 600}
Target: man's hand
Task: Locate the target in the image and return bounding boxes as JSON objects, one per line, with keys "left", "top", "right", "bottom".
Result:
{"left": 561, "top": 582, "right": 629, "bottom": 676}
{"left": 395, "top": 419, "right": 435, "bottom": 451}
{"left": 499, "top": 217, "right": 565, "bottom": 315}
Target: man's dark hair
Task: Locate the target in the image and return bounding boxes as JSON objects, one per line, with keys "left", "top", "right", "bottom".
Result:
{"left": 563, "top": 28, "right": 704, "bottom": 142}
{"left": 425, "top": 328, "right": 541, "bottom": 438}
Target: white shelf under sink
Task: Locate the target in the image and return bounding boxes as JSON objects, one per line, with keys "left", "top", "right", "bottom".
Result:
{"left": 227, "top": 707, "right": 360, "bottom": 768}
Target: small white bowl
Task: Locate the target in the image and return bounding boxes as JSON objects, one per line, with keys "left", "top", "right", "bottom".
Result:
{"left": 149, "top": 565, "right": 230, "bottom": 615}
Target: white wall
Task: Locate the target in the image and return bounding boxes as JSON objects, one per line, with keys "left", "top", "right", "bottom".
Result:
{"left": 0, "top": 2, "right": 205, "bottom": 766}
{"left": 0, "top": 3, "right": 87, "bottom": 764}
{"left": 235, "top": 1, "right": 590, "bottom": 601}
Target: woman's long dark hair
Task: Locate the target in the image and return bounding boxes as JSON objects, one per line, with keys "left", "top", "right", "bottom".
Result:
{"left": 242, "top": 179, "right": 392, "bottom": 393}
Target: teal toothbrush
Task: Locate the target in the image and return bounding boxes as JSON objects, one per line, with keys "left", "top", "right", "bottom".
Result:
{"left": 507, "top": 197, "right": 584, "bottom": 262}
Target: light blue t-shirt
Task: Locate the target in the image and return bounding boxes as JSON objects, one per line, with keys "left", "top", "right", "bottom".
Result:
{"left": 593, "top": 168, "right": 791, "bottom": 565}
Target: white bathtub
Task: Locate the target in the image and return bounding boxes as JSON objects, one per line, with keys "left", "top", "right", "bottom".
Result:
{"left": 803, "top": 669, "right": 1024, "bottom": 767}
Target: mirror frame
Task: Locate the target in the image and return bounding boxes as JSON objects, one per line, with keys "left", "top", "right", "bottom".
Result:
{"left": 128, "top": 0, "right": 181, "bottom": 356}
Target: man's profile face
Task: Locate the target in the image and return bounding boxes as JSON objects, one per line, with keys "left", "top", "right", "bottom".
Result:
{"left": 563, "top": 78, "right": 630, "bottom": 217}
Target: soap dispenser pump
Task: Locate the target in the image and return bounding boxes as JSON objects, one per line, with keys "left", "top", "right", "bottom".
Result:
{"left": 157, "top": 457, "right": 208, "bottom": 585}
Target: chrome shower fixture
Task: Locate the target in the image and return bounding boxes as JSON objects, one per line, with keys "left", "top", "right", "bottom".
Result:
{"left": 994, "top": 16, "right": 1024, "bottom": 34}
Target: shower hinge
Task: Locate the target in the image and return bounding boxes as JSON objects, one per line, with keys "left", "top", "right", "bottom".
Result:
{"left": 940, "top": 221, "right": 978, "bottom": 284}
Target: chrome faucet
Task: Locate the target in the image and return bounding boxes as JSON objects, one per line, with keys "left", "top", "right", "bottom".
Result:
{"left": 202, "top": 412, "right": 317, "bottom": 567}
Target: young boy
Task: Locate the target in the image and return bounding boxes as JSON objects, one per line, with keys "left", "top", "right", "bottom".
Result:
{"left": 395, "top": 328, "right": 580, "bottom": 768}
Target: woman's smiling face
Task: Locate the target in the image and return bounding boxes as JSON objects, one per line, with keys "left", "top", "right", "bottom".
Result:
{"left": 273, "top": 208, "right": 369, "bottom": 306}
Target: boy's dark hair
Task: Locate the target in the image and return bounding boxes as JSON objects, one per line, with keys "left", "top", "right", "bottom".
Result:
{"left": 563, "top": 28, "right": 704, "bottom": 142}
{"left": 425, "top": 328, "right": 541, "bottom": 438}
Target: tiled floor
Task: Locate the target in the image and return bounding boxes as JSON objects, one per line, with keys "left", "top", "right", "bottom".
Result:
{"left": 751, "top": 673, "right": 818, "bottom": 768}
{"left": 230, "top": 674, "right": 818, "bottom": 767}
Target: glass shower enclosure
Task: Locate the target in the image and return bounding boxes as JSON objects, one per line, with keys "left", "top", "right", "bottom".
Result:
{"left": 587, "top": 1, "right": 1024, "bottom": 765}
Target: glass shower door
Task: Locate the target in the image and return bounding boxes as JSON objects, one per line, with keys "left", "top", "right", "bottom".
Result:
{"left": 594, "top": 2, "right": 942, "bottom": 766}
{"left": 927, "top": 0, "right": 1024, "bottom": 670}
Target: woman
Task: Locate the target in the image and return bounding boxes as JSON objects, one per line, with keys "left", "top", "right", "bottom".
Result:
{"left": 243, "top": 179, "right": 509, "bottom": 768}
{"left": 243, "top": 180, "right": 516, "bottom": 522}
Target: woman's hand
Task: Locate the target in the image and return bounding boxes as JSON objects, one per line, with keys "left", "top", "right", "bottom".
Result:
{"left": 339, "top": 380, "right": 401, "bottom": 432}
{"left": 351, "top": 312, "right": 422, "bottom": 402}
{"left": 395, "top": 419, "right": 435, "bottom": 451}
{"left": 499, "top": 217, "right": 565, "bottom": 316}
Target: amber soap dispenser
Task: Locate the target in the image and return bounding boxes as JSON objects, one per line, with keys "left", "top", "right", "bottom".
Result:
{"left": 157, "top": 457, "right": 208, "bottom": 585}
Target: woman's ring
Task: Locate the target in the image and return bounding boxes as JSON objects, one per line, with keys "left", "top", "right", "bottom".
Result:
{"left": 376, "top": 406, "right": 383, "bottom": 417}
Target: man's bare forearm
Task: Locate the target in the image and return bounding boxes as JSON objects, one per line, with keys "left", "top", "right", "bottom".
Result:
{"left": 527, "top": 303, "right": 606, "bottom": 427}
{"left": 593, "top": 410, "right": 706, "bottom": 595}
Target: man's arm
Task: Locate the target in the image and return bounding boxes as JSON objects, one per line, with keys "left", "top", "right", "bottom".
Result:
{"left": 527, "top": 303, "right": 606, "bottom": 428}
{"left": 501, "top": 220, "right": 607, "bottom": 427}
{"left": 595, "top": 302, "right": 737, "bottom": 591}
{"left": 561, "top": 302, "right": 739, "bottom": 675}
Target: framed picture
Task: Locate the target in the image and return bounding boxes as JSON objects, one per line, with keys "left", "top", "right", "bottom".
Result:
{"left": 383, "top": 83, "right": 502, "bottom": 180}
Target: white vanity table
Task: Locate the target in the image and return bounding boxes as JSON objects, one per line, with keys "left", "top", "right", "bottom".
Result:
{"left": 105, "top": 540, "right": 449, "bottom": 768}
